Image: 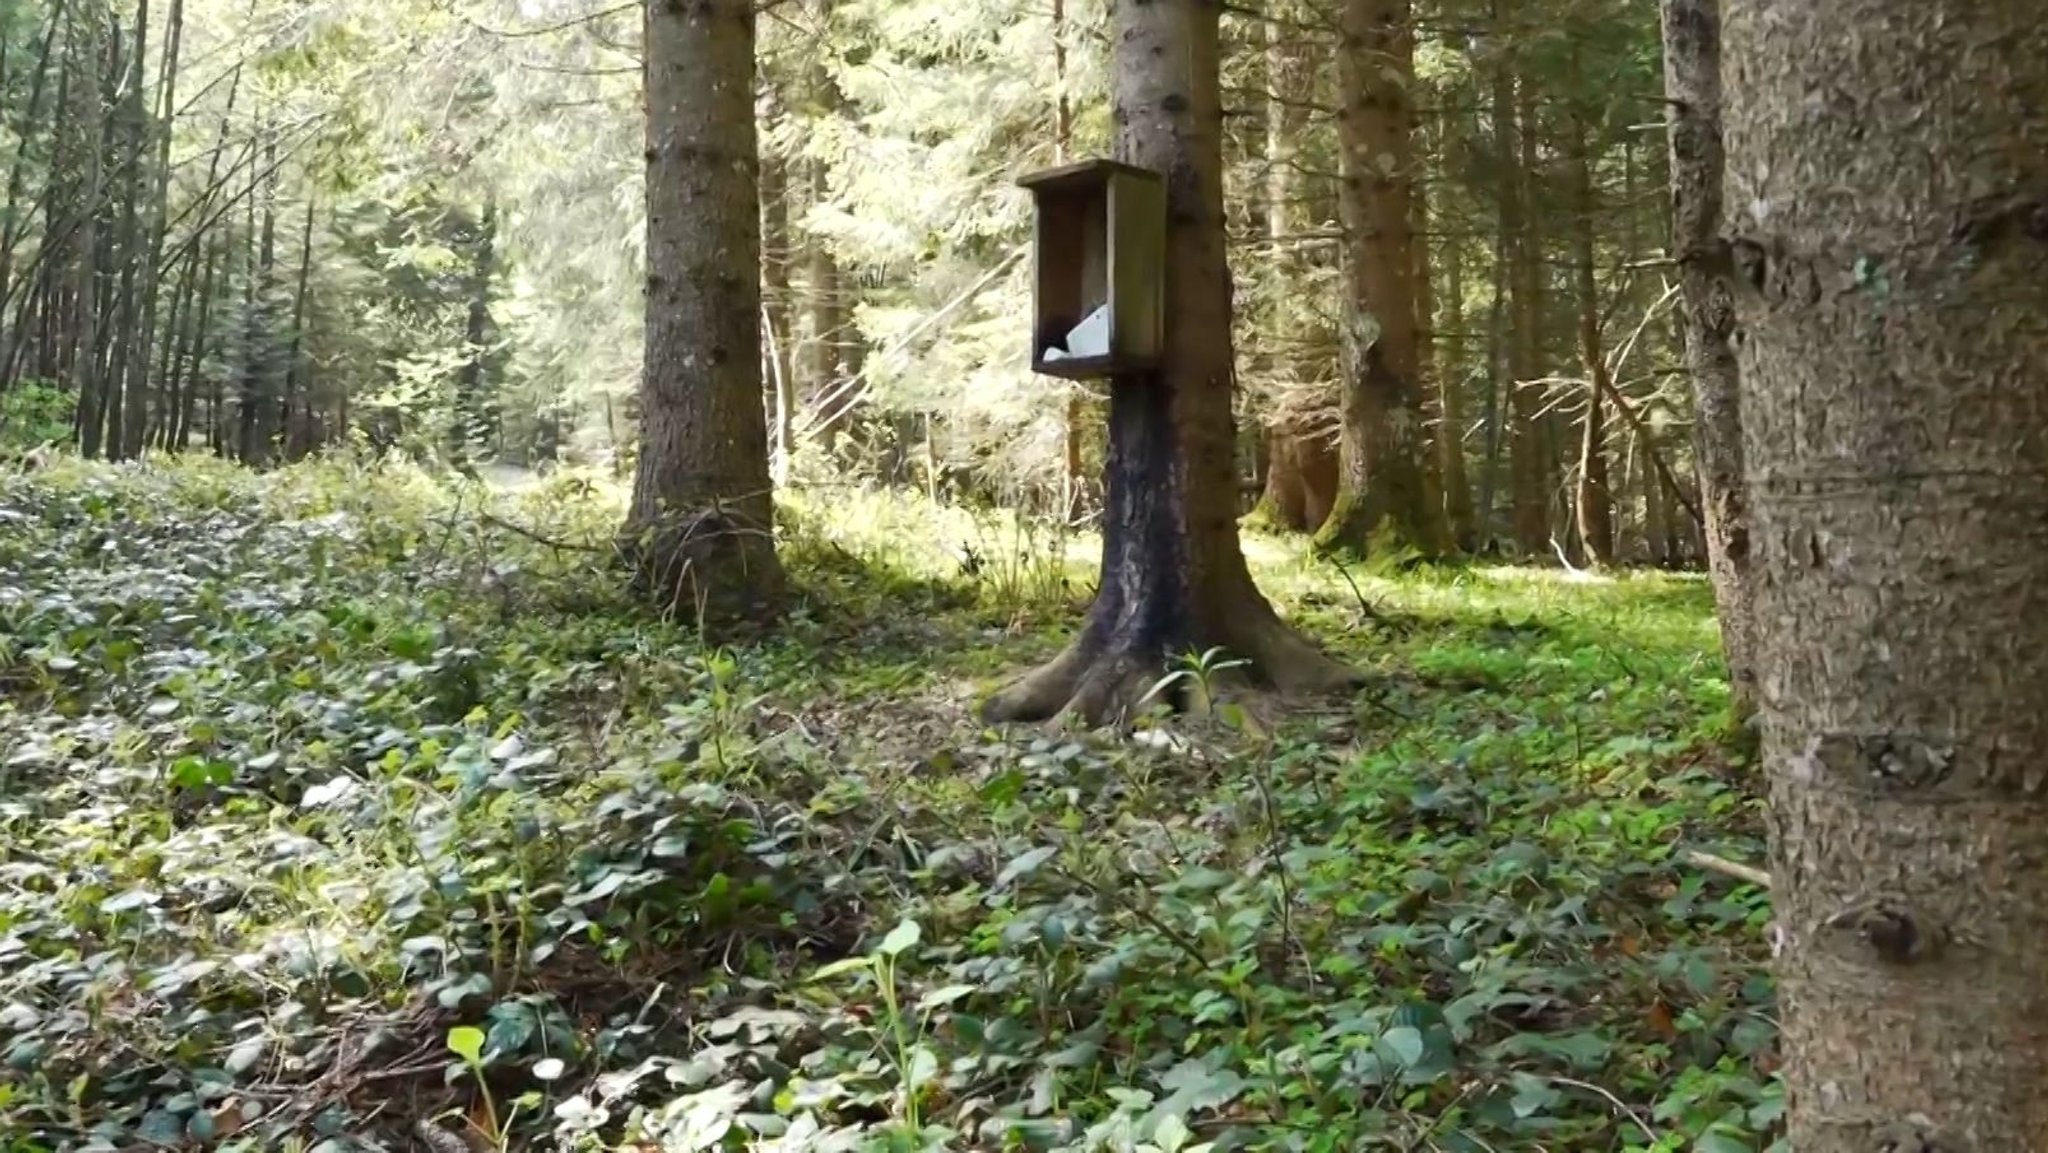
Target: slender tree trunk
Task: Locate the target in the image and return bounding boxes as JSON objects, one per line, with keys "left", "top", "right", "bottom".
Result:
{"left": 1566, "top": 47, "right": 1614, "bottom": 567}
{"left": 1477, "top": 48, "right": 1511, "bottom": 550}
{"left": 622, "top": 0, "right": 786, "bottom": 626}
{"left": 124, "top": 0, "right": 183, "bottom": 456}
{"left": 982, "top": 0, "right": 1356, "bottom": 726}
{"left": 101, "top": 0, "right": 149, "bottom": 459}
{"left": 1509, "top": 72, "right": 1547, "bottom": 554}
{"left": 0, "top": 0, "right": 66, "bottom": 386}
{"left": 1661, "top": 0, "right": 1754, "bottom": 717}
{"left": 1316, "top": 0, "right": 1433, "bottom": 556}
{"left": 68, "top": 1, "right": 105, "bottom": 457}
{"left": 1724, "top": 1, "right": 2048, "bottom": 1146}
{"left": 1413, "top": 163, "right": 1448, "bottom": 548}
{"left": 280, "top": 194, "right": 314, "bottom": 459}
{"left": 236, "top": 129, "right": 276, "bottom": 465}
{"left": 759, "top": 141, "right": 795, "bottom": 483}
{"left": 1440, "top": 209, "right": 1475, "bottom": 549}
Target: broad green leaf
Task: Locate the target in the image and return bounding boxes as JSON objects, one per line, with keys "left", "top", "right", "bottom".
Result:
{"left": 997, "top": 846, "right": 1058, "bottom": 887}
{"left": 878, "top": 919, "right": 921, "bottom": 957}
{"left": 1378, "top": 1026, "right": 1426, "bottom": 1068}
{"left": 446, "top": 1026, "right": 487, "bottom": 1066}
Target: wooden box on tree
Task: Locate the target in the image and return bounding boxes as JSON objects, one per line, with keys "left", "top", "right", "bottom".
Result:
{"left": 1018, "top": 159, "right": 1167, "bottom": 380}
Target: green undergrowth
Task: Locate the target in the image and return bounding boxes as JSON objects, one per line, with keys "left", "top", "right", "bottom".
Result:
{"left": 0, "top": 456, "right": 1778, "bottom": 1153}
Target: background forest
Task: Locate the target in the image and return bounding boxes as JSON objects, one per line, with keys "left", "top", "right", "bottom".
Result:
{"left": 19, "top": 0, "right": 2029, "bottom": 1147}
{"left": 0, "top": 0, "right": 1698, "bottom": 566}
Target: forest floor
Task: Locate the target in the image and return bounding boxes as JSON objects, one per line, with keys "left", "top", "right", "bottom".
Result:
{"left": 0, "top": 457, "right": 1779, "bottom": 1153}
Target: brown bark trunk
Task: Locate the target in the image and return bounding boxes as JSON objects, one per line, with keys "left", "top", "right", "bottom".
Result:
{"left": 68, "top": 2, "right": 105, "bottom": 457}
{"left": 1252, "top": 426, "right": 1337, "bottom": 532}
{"left": 1315, "top": 0, "right": 1432, "bottom": 557}
{"left": 1724, "top": 1, "right": 2048, "bottom": 1146}
{"left": 1247, "top": 3, "right": 1333, "bottom": 534}
{"left": 623, "top": 0, "right": 785, "bottom": 627}
{"left": 1440, "top": 219, "right": 1476, "bottom": 552}
{"left": 982, "top": 0, "right": 1356, "bottom": 727}
{"left": 1661, "top": 0, "right": 1754, "bottom": 716}
{"left": 280, "top": 194, "right": 315, "bottom": 459}
{"left": 1413, "top": 166, "right": 1448, "bottom": 550}
{"left": 1566, "top": 47, "right": 1614, "bottom": 567}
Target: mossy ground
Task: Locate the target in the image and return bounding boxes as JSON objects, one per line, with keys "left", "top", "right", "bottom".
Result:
{"left": 0, "top": 456, "right": 1778, "bottom": 1152}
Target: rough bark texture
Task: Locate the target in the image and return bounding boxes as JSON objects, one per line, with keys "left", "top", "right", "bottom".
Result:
{"left": 981, "top": 0, "right": 1356, "bottom": 727}
{"left": 1722, "top": 0, "right": 2048, "bottom": 1147}
{"left": 623, "top": 0, "right": 785, "bottom": 627}
{"left": 1316, "top": 0, "right": 1432, "bottom": 557}
{"left": 1252, "top": 425, "right": 1337, "bottom": 532}
{"left": 1661, "top": 0, "right": 1754, "bottom": 716}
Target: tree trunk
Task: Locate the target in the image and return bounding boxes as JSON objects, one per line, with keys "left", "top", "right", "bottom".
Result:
{"left": 125, "top": 0, "right": 184, "bottom": 457}
{"left": 1440, "top": 206, "right": 1476, "bottom": 550}
{"left": 1413, "top": 163, "right": 1448, "bottom": 549}
{"left": 236, "top": 131, "right": 277, "bottom": 465}
{"left": 1253, "top": 427, "right": 1338, "bottom": 532}
{"left": 280, "top": 194, "right": 315, "bottom": 459}
{"left": 759, "top": 143, "right": 795, "bottom": 483}
{"left": 1724, "top": 1, "right": 2048, "bottom": 1146}
{"left": 1509, "top": 72, "right": 1548, "bottom": 555}
{"left": 1661, "top": 0, "right": 1754, "bottom": 716}
{"left": 1315, "top": 0, "right": 1433, "bottom": 556}
{"left": 101, "top": 0, "right": 150, "bottom": 460}
{"left": 622, "top": 0, "right": 786, "bottom": 627}
{"left": 68, "top": 1, "right": 105, "bottom": 458}
{"left": 981, "top": 0, "right": 1357, "bottom": 727}
{"left": 1566, "top": 46, "right": 1614, "bottom": 567}
{"left": 1247, "top": 3, "right": 1334, "bottom": 534}
{"left": 0, "top": 0, "right": 66, "bottom": 387}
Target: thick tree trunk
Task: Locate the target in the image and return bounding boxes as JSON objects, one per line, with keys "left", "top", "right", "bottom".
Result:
{"left": 982, "top": 0, "right": 1356, "bottom": 727}
{"left": 1724, "top": 1, "right": 2048, "bottom": 1146}
{"left": 623, "top": 0, "right": 785, "bottom": 626}
{"left": 1252, "top": 426, "right": 1337, "bottom": 532}
{"left": 1315, "top": 0, "right": 1432, "bottom": 556}
{"left": 1566, "top": 49, "right": 1614, "bottom": 567}
{"left": 1661, "top": 0, "right": 1754, "bottom": 716}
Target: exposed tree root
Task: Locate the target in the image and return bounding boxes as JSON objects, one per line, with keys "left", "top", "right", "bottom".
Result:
{"left": 981, "top": 604, "right": 1362, "bottom": 728}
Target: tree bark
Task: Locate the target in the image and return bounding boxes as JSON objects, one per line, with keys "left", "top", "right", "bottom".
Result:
{"left": 1439, "top": 200, "right": 1476, "bottom": 550}
{"left": 1247, "top": 3, "right": 1334, "bottom": 534}
{"left": 1661, "top": 0, "right": 1754, "bottom": 716}
{"left": 1723, "top": 0, "right": 2048, "bottom": 1146}
{"left": 125, "top": 0, "right": 183, "bottom": 457}
{"left": 1509, "top": 71, "right": 1548, "bottom": 555}
{"left": 67, "top": 1, "right": 105, "bottom": 458}
{"left": 1566, "top": 46, "right": 1614, "bottom": 567}
{"left": 981, "top": 0, "right": 1357, "bottom": 727}
{"left": 623, "top": 0, "right": 786, "bottom": 627}
{"left": 1315, "top": 0, "right": 1433, "bottom": 557}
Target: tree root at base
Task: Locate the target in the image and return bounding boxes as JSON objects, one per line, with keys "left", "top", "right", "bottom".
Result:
{"left": 980, "top": 611, "right": 1362, "bottom": 728}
